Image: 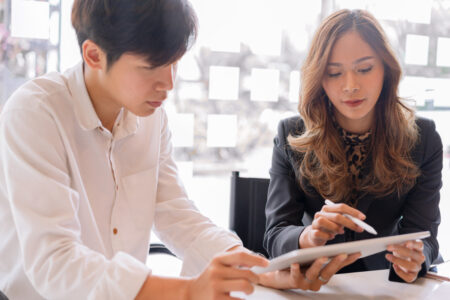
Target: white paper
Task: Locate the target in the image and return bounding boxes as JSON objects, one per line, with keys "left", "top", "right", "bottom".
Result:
{"left": 209, "top": 66, "right": 240, "bottom": 101}
{"left": 405, "top": 34, "right": 429, "bottom": 66}
{"left": 250, "top": 68, "right": 280, "bottom": 102}
{"left": 207, "top": 114, "right": 237, "bottom": 147}
{"left": 11, "top": 0, "right": 50, "bottom": 40}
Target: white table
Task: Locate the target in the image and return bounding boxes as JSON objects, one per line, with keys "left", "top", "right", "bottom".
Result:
{"left": 233, "top": 269, "right": 450, "bottom": 299}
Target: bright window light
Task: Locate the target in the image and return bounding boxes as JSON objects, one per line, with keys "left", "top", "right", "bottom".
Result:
{"left": 240, "top": 0, "right": 282, "bottom": 56}
{"left": 11, "top": 0, "right": 50, "bottom": 39}
{"left": 207, "top": 114, "right": 237, "bottom": 147}
{"left": 289, "top": 71, "right": 300, "bottom": 103}
{"left": 168, "top": 113, "right": 195, "bottom": 147}
{"left": 60, "top": 0, "right": 81, "bottom": 71}
{"left": 400, "top": 76, "right": 450, "bottom": 108}
{"left": 437, "top": 37, "right": 450, "bottom": 67}
{"left": 178, "top": 52, "right": 201, "bottom": 81}
{"left": 338, "top": 0, "right": 432, "bottom": 24}
{"left": 208, "top": 66, "right": 240, "bottom": 101}
{"left": 250, "top": 68, "right": 280, "bottom": 102}
{"left": 405, "top": 34, "right": 429, "bottom": 66}
{"left": 190, "top": 0, "right": 241, "bottom": 52}
{"left": 46, "top": 50, "right": 59, "bottom": 73}
{"left": 178, "top": 82, "right": 205, "bottom": 101}
{"left": 175, "top": 161, "right": 194, "bottom": 184}
{"left": 49, "top": 11, "right": 60, "bottom": 45}
{"left": 399, "top": 76, "right": 428, "bottom": 106}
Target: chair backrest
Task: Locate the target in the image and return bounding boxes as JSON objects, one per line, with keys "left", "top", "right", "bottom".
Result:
{"left": 229, "top": 171, "right": 269, "bottom": 257}
{"left": 0, "top": 290, "right": 9, "bottom": 300}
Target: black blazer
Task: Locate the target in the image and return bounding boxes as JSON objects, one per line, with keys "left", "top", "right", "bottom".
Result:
{"left": 264, "top": 116, "right": 442, "bottom": 279}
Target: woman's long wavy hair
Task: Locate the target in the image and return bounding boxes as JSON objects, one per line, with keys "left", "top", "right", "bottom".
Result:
{"left": 288, "top": 9, "right": 420, "bottom": 203}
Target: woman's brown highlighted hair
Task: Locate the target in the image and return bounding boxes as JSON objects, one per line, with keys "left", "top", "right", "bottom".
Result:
{"left": 288, "top": 9, "right": 419, "bottom": 203}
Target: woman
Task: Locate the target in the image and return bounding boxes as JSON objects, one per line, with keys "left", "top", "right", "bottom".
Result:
{"left": 264, "top": 9, "right": 442, "bottom": 283}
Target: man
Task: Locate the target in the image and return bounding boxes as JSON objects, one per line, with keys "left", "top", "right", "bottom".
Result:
{"left": 0, "top": 1, "right": 358, "bottom": 299}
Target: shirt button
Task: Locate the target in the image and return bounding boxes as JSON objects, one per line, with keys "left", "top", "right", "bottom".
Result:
{"left": 116, "top": 185, "right": 119, "bottom": 191}
{"left": 113, "top": 228, "right": 118, "bottom": 235}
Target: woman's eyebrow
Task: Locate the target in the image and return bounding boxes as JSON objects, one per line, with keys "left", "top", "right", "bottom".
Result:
{"left": 327, "top": 56, "right": 375, "bottom": 67}
{"left": 353, "top": 56, "right": 375, "bottom": 64}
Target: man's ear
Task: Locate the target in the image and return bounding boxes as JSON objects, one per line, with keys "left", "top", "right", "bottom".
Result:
{"left": 82, "top": 40, "right": 107, "bottom": 71}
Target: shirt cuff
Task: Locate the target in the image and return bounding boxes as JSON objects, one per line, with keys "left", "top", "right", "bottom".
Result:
{"left": 89, "top": 252, "right": 150, "bottom": 300}
{"left": 180, "top": 230, "right": 242, "bottom": 277}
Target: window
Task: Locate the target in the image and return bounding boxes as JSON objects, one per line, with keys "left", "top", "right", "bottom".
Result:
{"left": 1, "top": 0, "right": 449, "bottom": 260}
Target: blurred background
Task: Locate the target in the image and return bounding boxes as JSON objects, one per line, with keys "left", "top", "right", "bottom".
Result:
{"left": 1, "top": 0, "right": 449, "bottom": 271}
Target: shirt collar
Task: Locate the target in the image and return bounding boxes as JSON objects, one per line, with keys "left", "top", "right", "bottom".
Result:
{"left": 65, "top": 62, "right": 139, "bottom": 135}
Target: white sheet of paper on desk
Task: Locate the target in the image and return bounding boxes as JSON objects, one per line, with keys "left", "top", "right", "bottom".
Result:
{"left": 252, "top": 231, "right": 430, "bottom": 274}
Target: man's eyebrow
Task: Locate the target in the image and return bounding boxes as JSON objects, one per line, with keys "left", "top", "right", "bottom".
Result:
{"left": 327, "top": 56, "right": 375, "bottom": 67}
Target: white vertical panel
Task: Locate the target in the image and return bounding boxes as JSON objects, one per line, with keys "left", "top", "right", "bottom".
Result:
{"left": 11, "top": 0, "right": 49, "bottom": 39}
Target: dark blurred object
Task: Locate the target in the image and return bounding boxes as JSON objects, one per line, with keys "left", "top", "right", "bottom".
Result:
{"left": 229, "top": 171, "right": 270, "bottom": 257}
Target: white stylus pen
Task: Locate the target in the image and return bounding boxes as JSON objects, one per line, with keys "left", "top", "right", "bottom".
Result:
{"left": 324, "top": 199, "right": 378, "bottom": 235}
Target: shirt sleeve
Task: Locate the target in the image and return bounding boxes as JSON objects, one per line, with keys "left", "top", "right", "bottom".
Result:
{"left": 0, "top": 108, "right": 149, "bottom": 300}
{"left": 264, "top": 119, "right": 308, "bottom": 258}
{"left": 152, "top": 110, "right": 242, "bottom": 277}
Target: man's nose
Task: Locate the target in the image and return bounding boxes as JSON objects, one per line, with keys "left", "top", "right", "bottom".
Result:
{"left": 155, "top": 64, "right": 175, "bottom": 92}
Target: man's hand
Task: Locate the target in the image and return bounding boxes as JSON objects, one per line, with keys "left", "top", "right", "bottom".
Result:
{"left": 185, "top": 250, "right": 269, "bottom": 300}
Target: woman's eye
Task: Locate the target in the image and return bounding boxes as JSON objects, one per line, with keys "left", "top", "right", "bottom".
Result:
{"left": 327, "top": 72, "right": 341, "bottom": 78}
{"left": 359, "top": 66, "right": 373, "bottom": 73}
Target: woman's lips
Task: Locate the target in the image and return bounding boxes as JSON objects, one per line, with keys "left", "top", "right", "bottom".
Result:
{"left": 343, "top": 99, "right": 364, "bottom": 107}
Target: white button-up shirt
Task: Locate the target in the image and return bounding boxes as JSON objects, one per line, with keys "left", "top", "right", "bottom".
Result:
{"left": 0, "top": 63, "right": 241, "bottom": 300}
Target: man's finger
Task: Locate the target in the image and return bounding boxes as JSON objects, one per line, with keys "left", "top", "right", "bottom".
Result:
{"left": 216, "top": 251, "right": 269, "bottom": 268}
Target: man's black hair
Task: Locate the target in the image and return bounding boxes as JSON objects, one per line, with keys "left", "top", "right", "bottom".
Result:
{"left": 72, "top": 0, "right": 197, "bottom": 68}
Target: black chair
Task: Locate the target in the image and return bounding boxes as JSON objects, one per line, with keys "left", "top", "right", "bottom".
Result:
{"left": 0, "top": 290, "right": 8, "bottom": 300}
{"left": 229, "top": 171, "right": 270, "bottom": 257}
{"left": 149, "top": 243, "right": 175, "bottom": 256}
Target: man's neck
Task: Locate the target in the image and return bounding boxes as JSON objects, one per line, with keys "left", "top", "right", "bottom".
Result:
{"left": 83, "top": 64, "right": 121, "bottom": 132}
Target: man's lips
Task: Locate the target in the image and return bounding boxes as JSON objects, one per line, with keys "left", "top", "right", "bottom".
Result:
{"left": 146, "top": 101, "right": 163, "bottom": 108}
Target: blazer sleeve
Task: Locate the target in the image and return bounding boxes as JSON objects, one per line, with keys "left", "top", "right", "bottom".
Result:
{"left": 264, "top": 118, "right": 308, "bottom": 258}
{"left": 390, "top": 118, "right": 442, "bottom": 281}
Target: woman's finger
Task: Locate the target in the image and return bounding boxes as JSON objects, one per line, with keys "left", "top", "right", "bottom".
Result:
{"left": 309, "top": 228, "right": 335, "bottom": 244}
{"left": 385, "top": 253, "right": 422, "bottom": 273}
{"left": 392, "top": 263, "right": 418, "bottom": 283}
{"left": 312, "top": 213, "right": 346, "bottom": 234}
{"left": 387, "top": 245, "right": 425, "bottom": 264}
{"left": 316, "top": 211, "right": 363, "bottom": 232}
{"left": 304, "top": 257, "right": 330, "bottom": 283}
{"left": 322, "top": 202, "right": 366, "bottom": 220}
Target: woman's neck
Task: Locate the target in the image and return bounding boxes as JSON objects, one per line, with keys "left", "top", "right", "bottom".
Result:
{"left": 334, "top": 111, "right": 374, "bottom": 134}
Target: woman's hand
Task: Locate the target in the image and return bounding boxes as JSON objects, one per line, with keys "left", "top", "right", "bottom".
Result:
{"left": 186, "top": 250, "right": 269, "bottom": 300}
{"left": 385, "top": 240, "right": 425, "bottom": 282}
{"left": 258, "top": 252, "right": 361, "bottom": 291}
{"left": 299, "top": 201, "right": 366, "bottom": 248}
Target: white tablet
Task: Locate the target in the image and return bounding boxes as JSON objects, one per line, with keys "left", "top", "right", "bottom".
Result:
{"left": 251, "top": 231, "right": 430, "bottom": 274}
